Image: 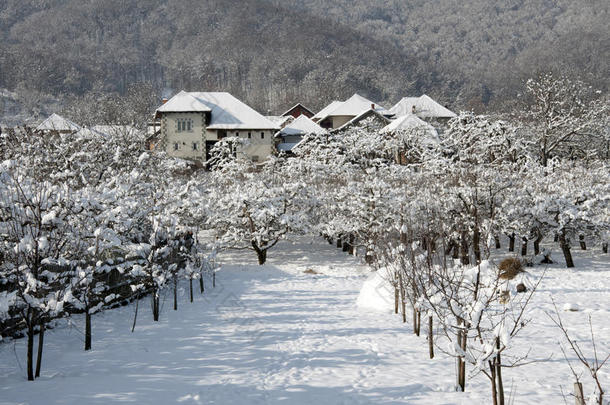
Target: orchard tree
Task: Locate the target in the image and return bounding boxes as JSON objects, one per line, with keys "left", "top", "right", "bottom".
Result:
{"left": 208, "top": 141, "right": 313, "bottom": 264}
{"left": 521, "top": 72, "right": 607, "bottom": 166}
{"left": 0, "top": 164, "right": 74, "bottom": 380}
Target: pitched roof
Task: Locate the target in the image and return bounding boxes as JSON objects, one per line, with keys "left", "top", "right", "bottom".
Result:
{"left": 156, "top": 91, "right": 279, "bottom": 130}
{"left": 277, "top": 115, "right": 327, "bottom": 137}
{"left": 381, "top": 114, "right": 439, "bottom": 143}
{"left": 92, "top": 125, "right": 140, "bottom": 137}
{"left": 74, "top": 127, "right": 109, "bottom": 139}
{"left": 265, "top": 115, "right": 293, "bottom": 128}
{"left": 314, "top": 94, "right": 390, "bottom": 122}
{"left": 281, "top": 103, "right": 315, "bottom": 117}
{"left": 156, "top": 91, "right": 211, "bottom": 114}
{"left": 333, "top": 109, "right": 391, "bottom": 132}
{"left": 36, "top": 113, "right": 80, "bottom": 132}
{"left": 312, "top": 100, "right": 342, "bottom": 120}
{"left": 389, "top": 95, "right": 456, "bottom": 119}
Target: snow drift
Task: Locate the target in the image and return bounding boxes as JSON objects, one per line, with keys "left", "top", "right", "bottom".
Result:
{"left": 356, "top": 269, "right": 395, "bottom": 312}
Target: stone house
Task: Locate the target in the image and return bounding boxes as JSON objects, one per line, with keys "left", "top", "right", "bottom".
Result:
{"left": 155, "top": 91, "right": 279, "bottom": 162}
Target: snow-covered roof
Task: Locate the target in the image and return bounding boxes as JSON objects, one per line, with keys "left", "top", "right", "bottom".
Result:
{"left": 277, "top": 115, "right": 327, "bottom": 137}
{"left": 157, "top": 91, "right": 279, "bottom": 130}
{"left": 156, "top": 91, "right": 212, "bottom": 114}
{"left": 74, "top": 127, "right": 109, "bottom": 139}
{"left": 92, "top": 125, "right": 139, "bottom": 137}
{"left": 333, "top": 109, "right": 391, "bottom": 132}
{"left": 389, "top": 95, "right": 456, "bottom": 119}
{"left": 281, "top": 103, "right": 314, "bottom": 117}
{"left": 381, "top": 114, "right": 439, "bottom": 143}
{"left": 36, "top": 113, "right": 80, "bottom": 132}
{"left": 265, "top": 115, "right": 293, "bottom": 128}
{"left": 312, "top": 100, "right": 342, "bottom": 120}
{"left": 313, "top": 94, "right": 390, "bottom": 122}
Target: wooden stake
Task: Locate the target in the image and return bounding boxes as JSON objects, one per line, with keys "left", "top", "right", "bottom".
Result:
{"left": 574, "top": 382, "right": 585, "bottom": 405}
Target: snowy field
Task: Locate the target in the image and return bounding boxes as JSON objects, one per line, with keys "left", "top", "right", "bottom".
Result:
{"left": 0, "top": 237, "right": 608, "bottom": 404}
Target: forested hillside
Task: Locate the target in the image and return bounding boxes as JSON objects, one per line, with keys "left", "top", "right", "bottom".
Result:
{"left": 0, "top": 0, "right": 607, "bottom": 123}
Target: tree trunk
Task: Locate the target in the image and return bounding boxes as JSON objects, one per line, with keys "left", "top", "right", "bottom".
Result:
{"left": 521, "top": 237, "right": 528, "bottom": 256}
{"left": 398, "top": 274, "right": 406, "bottom": 323}
{"left": 428, "top": 316, "right": 434, "bottom": 359}
{"left": 173, "top": 275, "right": 178, "bottom": 311}
{"left": 452, "top": 243, "right": 459, "bottom": 259}
{"left": 489, "top": 360, "right": 498, "bottom": 405}
{"left": 508, "top": 233, "right": 515, "bottom": 252}
{"left": 213, "top": 272, "right": 216, "bottom": 288}
{"left": 131, "top": 294, "right": 139, "bottom": 333}
{"left": 394, "top": 285, "right": 399, "bottom": 314}
{"left": 342, "top": 240, "right": 350, "bottom": 252}
{"left": 336, "top": 237, "right": 342, "bottom": 248}
{"left": 579, "top": 235, "right": 586, "bottom": 250}
{"left": 199, "top": 273, "right": 204, "bottom": 293}
{"left": 603, "top": 242, "right": 608, "bottom": 254}
{"left": 27, "top": 309, "right": 34, "bottom": 381}
{"left": 533, "top": 232, "right": 544, "bottom": 255}
{"left": 413, "top": 308, "right": 421, "bottom": 336}
{"left": 473, "top": 227, "right": 481, "bottom": 264}
{"left": 152, "top": 290, "right": 160, "bottom": 322}
{"left": 189, "top": 279, "right": 194, "bottom": 303}
{"left": 495, "top": 338, "right": 504, "bottom": 405}
{"left": 85, "top": 310, "right": 92, "bottom": 351}
{"left": 559, "top": 231, "right": 575, "bottom": 268}
{"left": 35, "top": 320, "right": 44, "bottom": 379}
{"left": 445, "top": 239, "right": 455, "bottom": 256}
{"left": 460, "top": 232, "right": 470, "bottom": 265}
{"left": 253, "top": 245, "right": 267, "bottom": 265}
{"left": 494, "top": 235, "right": 501, "bottom": 249}
{"left": 348, "top": 234, "right": 355, "bottom": 255}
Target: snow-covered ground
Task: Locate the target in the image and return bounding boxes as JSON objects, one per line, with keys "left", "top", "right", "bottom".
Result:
{"left": 0, "top": 237, "right": 608, "bottom": 404}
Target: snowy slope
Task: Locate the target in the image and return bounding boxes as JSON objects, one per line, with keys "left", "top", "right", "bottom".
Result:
{"left": 0, "top": 237, "right": 608, "bottom": 404}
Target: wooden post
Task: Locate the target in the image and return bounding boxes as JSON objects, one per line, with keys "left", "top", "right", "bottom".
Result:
{"left": 399, "top": 274, "right": 406, "bottom": 323}
{"left": 428, "top": 316, "right": 434, "bottom": 359}
{"left": 574, "top": 382, "right": 585, "bottom": 405}
{"left": 579, "top": 235, "right": 586, "bottom": 250}
{"left": 394, "top": 285, "right": 399, "bottom": 314}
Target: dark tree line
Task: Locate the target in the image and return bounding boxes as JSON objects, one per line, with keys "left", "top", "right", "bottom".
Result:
{"left": 0, "top": 0, "right": 608, "bottom": 122}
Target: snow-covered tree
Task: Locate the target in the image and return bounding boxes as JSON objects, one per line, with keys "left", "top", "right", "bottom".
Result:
{"left": 0, "top": 163, "right": 75, "bottom": 380}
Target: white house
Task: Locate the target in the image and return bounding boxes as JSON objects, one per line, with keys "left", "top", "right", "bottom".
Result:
{"left": 155, "top": 91, "right": 280, "bottom": 162}
{"left": 389, "top": 95, "right": 456, "bottom": 129}
{"left": 36, "top": 113, "right": 80, "bottom": 134}
{"left": 312, "top": 94, "right": 393, "bottom": 129}
{"left": 381, "top": 114, "right": 439, "bottom": 144}
{"left": 275, "top": 115, "right": 327, "bottom": 153}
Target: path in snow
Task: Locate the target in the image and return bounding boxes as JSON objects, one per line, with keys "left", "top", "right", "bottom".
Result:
{"left": 0, "top": 237, "right": 608, "bottom": 404}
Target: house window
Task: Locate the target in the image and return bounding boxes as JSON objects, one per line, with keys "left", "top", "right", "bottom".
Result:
{"left": 248, "top": 132, "right": 252, "bottom": 139}
{"left": 192, "top": 142, "right": 198, "bottom": 151}
{"left": 176, "top": 118, "right": 193, "bottom": 132}
{"left": 235, "top": 132, "right": 239, "bottom": 137}
{"left": 261, "top": 132, "right": 265, "bottom": 139}
{"left": 173, "top": 142, "right": 179, "bottom": 151}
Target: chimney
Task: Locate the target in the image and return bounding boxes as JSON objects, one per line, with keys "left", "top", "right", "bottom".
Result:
{"left": 161, "top": 98, "right": 168, "bottom": 105}
{"left": 371, "top": 103, "right": 375, "bottom": 110}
